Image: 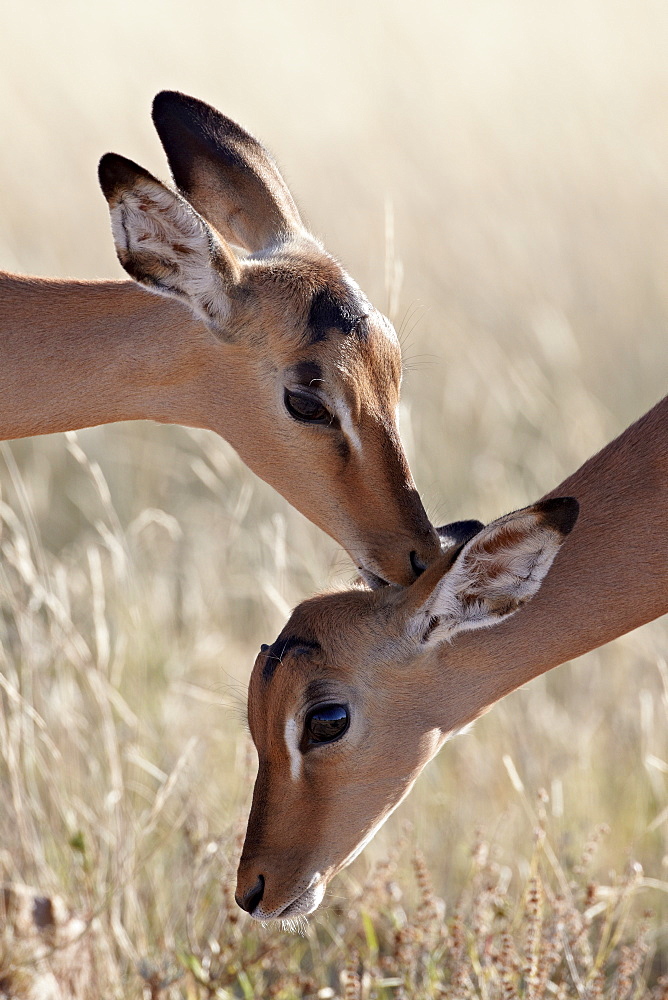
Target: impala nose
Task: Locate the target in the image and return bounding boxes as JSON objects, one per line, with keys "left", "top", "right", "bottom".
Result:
{"left": 362, "top": 525, "right": 443, "bottom": 587}
{"left": 409, "top": 550, "right": 427, "bottom": 578}
{"left": 235, "top": 874, "right": 265, "bottom": 914}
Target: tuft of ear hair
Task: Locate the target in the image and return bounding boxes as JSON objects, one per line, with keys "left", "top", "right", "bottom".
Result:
{"left": 98, "top": 152, "right": 240, "bottom": 337}
{"left": 413, "top": 497, "right": 579, "bottom": 647}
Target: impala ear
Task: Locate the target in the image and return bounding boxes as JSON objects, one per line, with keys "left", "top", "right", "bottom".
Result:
{"left": 436, "top": 519, "right": 485, "bottom": 549}
{"left": 98, "top": 152, "right": 242, "bottom": 340}
{"left": 410, "top": 497, "right": 579, "bottom": 647}
{"left": 152, "top": 90, "right": 305, "bottom": 253}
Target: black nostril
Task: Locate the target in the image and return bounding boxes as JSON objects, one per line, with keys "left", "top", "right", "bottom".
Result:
{"left": 236, "top": 874, "right": 265, "bottom": 914}
{"left": 410, "top": 550, "right": 427, "bottom": 578}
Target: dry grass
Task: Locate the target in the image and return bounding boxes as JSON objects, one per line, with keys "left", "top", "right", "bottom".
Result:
{"left": 2, "top": 0, "right": 668, "bottom": 995}
{"left": 2, "top": 819, "right": 666, "bottom": 998}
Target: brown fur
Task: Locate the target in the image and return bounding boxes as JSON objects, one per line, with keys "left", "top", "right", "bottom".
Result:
{"left": 237, "top": 396, "right": 668, "bottom": 918}
{"left": 0, "top": 92, "right": 441, "bottom": 586}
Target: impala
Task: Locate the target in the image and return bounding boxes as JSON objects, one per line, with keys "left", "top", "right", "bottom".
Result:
{"left": 0, "top": 92, "right": 440, "bottom": 587}
{"left": 236, "top": 394, "right": 668, "bottom": 921}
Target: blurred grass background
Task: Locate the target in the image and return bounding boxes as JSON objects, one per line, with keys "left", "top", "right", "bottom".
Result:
{"left": 2, "top": 0, "right": 668, "bottom": 993}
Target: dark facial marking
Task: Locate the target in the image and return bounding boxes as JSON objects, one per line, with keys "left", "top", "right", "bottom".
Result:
{"left": 307, "top": 288, "right": 366, "bottom": 343}
{"left": 288, "top": 360, "right": 324, "bottom": 388}
{"left": 337, "top": 437, "right": 351, "bottom": 462}
{"left": 262, "top": 636, "right": 321, "bottom": 681}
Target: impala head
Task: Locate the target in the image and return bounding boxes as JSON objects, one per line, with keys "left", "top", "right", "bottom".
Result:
{"left": 97, "top": 91, "right": 439, "bottom": 586}
{"left": 236, "top": 496, "right": 579, "bottom": 920}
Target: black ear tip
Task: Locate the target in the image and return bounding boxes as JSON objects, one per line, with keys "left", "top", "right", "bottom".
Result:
{"left": 538, "top": 496, "right": 580, "bottom": 535}
{"left": 98, "top": 152, "right": 125, "bottom": 198}
{"left": 98, "top": 153, "right": 159, "bottom": 199}
{"left": 153, "top": 89, "right": 181, "bottom": 103}
{"left": 152, "top": 90, "right": 185, "bottom": 123}
{"left": 436, "top": 519, "right": 485, "bottom": 548}
{"left": 152, "top": 89, "right": 211, "bottom": 131}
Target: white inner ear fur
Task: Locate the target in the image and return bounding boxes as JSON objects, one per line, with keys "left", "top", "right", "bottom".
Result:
{"left": 417, "top": 511, "right": 566, "bottom": 645}
{"left": 110, "top": 176, "right": 233, "bottom": 331}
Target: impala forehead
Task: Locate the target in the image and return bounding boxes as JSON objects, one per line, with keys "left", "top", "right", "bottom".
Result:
{"left": 250, "top": 645, "right": 339, "bottom": 706}
{"left": 247, "top": 590, "right": 387, "bottom": 737}
{"left": 337, "top": 311, "right": 402, "bottom": 384}
{"left": 301, "top": 330, "right": 403, "bottom": 433}
{"left": 254, "top": 254, "right": 402, "bottom": 408}
{"left": 248, "top": 645, "right": 319, "bottom": 736}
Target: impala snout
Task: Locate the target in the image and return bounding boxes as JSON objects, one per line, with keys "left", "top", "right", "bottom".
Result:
{"left": 235, "top": 755, "right": 332, "bottom": 920}
{"left": 235, "top": 741, "right": 428, "bottom": 921}
{"left": 235, "top": 856, "right": 327, "bottom": 921}
{"left": 356, "top": 508, "right": 442, "bottom": 588}
{"left": 336, "top": 427, "right": 441, "bottom": 586}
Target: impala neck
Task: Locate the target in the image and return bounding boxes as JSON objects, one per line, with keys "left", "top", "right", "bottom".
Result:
{"left": 428, "top": 395, "right": 668, "bottom": 735}
{"left": 0, "top": 272, "right": 222, "bottom": 440}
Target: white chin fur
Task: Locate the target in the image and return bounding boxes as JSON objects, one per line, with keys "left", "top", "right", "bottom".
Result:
{"left": 251, "top": 875, "right": 325, "bottom": 922}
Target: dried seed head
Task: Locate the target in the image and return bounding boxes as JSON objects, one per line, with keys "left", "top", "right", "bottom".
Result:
{"left": 343, "top": 949, "right": 361, "bottom": 1000}
{"left": 524, "top": 876, "right": 543, "bottom": 1000}
{"left": 575, "top": 824, "right": 610, "bottom": 875}
{"left": 413, "top": 849, "right": 436, "bottom": 912}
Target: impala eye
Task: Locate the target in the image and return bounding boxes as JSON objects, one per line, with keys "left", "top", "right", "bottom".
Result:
{"left": 284, "top": 389, "right": 332, "bottom": 425}
{"left": 304, "top": 703, "right": 349, "bottom": 745}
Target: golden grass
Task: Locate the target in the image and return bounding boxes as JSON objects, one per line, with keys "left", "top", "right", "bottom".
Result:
{"left": 2, "top": 0, "right": 668, "bottom": 995}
